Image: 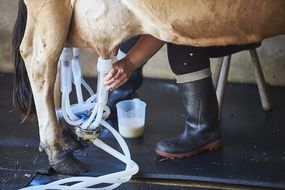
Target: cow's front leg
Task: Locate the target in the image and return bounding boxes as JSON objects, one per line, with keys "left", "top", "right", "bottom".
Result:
{"left": 20, "top": 0, "right": 87, "bottom": 175}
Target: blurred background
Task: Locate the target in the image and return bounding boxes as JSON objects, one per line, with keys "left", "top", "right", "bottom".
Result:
{"left": 1, "top": 0, "right": 285, "bottom": 86}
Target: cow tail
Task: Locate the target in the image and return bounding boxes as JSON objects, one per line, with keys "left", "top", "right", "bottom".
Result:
{"left": 12, "top": 0, "right": 36, "bottom": 121}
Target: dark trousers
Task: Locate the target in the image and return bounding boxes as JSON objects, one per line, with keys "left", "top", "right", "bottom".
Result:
{"left": 121, "top": 36, "right": 261, "bottom": 77}
{"left": 167, "top": 43, "right": 261, "bottom": 75}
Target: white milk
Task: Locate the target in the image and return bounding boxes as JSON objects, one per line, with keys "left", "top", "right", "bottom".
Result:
{"left": 118, "top": 118, "right": 144, "bottom": 138}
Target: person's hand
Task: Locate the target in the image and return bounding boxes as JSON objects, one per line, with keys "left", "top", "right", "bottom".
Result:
{"left": 104, "top": 57, "right": 135, "bottom": 91}
{"left": 104, "top": 35, "right": 163, "bottom": 91}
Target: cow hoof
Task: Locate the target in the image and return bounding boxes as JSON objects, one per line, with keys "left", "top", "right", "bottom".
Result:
{"left": 51, "top": 151, "right": 88, "bottom": 175}
{"left": 62, "top": 127, "right": 88, "bottom": 152}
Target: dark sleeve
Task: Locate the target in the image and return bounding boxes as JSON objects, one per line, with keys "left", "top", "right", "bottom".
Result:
{"left": 120, "top": 36, "right": 140, "bottom": 54}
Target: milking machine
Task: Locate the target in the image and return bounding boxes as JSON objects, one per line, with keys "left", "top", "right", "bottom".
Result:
{"left": 21, "top": 48, "right": 139, "bottom": 190}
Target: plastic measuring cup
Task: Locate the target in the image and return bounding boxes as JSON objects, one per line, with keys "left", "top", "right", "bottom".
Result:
{"left": 116, "top": 98, "right": 146, "bottom": 138}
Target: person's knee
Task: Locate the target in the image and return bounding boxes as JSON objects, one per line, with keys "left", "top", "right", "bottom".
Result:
{"left": 167, "top": 43, "right": 211, "bottom": 83}
{"left": 167, "top": 43, "right": 210, "bottom": 75}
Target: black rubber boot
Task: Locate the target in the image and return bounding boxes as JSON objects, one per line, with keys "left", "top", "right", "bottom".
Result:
{"left": 107, "top": 66, "right": 143, "bottom": 117}
{"left": 155, "top": 77, "right": 223, "bottom": 158}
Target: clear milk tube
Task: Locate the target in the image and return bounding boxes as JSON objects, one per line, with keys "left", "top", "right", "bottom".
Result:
{"left": 90, "top": 57, "right": 113, "bottom": 128}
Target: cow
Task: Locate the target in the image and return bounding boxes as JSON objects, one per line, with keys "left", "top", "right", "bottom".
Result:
{"left": 13, "top": 0, "right": 285, "bottom": 174}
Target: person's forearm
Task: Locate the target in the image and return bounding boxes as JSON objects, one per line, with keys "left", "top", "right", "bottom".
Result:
{"left": 125, "top": 35, "right": 164, "bottom": 70}
{"left": 104, "top": 35, "right": 164, "bottom": 90}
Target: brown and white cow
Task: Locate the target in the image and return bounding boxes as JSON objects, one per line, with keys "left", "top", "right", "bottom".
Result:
{"left": 13, "top": 0, "right": 285, "bottom": 174}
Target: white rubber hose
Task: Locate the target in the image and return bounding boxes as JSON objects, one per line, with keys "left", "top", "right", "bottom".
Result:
{"left": 20, "top": 115, "right": 139, "bottom": 190}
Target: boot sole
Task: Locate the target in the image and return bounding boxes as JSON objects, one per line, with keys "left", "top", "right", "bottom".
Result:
{"left": 155, "top": 139, "right": 223, "bottom": 159}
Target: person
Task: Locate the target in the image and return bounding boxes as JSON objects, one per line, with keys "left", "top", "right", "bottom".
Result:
{"left": 106, "top": 36, "right": 145, "bottom": 116}
{"left": 105, "top": 35, "right": 260, "bottom": 158}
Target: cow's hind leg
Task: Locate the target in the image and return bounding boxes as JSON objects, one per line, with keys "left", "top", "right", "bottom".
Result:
{"left": 20, "top": 1, "right": 87, "bottom": 174}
